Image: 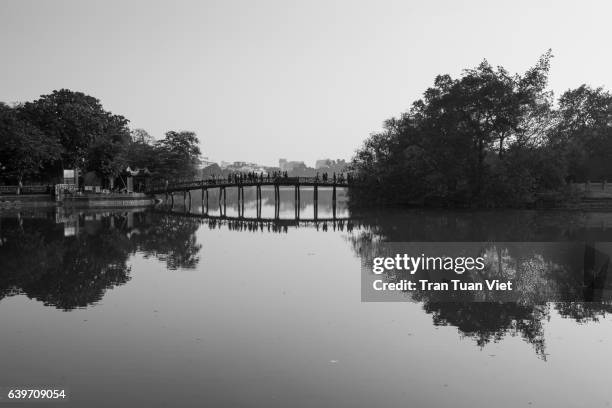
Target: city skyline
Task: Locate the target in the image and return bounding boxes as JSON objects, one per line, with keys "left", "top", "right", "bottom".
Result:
{"left": 208, "top": 157, "right": 347, "bottom": 171}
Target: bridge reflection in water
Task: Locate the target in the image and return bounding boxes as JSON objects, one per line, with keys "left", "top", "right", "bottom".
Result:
{"left": 152, "top": 208, "right": 358, "bottom": 234}
{"left": 148, "top": 177, "right": 350, "bottom": 219}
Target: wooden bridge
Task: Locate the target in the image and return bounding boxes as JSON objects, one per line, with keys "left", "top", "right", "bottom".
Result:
{"left": 147, "top": 177, "right": 351, "bottom": 219}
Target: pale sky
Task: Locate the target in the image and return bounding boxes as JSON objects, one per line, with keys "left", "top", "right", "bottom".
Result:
{"left": 1, "top": 0, "right": 611, "bottom": 167}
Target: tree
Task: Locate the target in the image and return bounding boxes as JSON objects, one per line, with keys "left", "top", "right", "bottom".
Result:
{"left": 126, "top": 128, "right": 159, "bottom": 170}
{"left": 552, "top": 85, "right": 612, "bottom": 181}
{"left": 0, "top": 103, "right": 61, "bottom": 191}
{"left": 350, "top": 52, "right": 559, "bottom": 207}
{"left": 155, "top": 131, "right": 201, "bottom": 180}
{"left": 131, "top": 128, "right": 155, "bottom": 145}
{"left": 21, "top": 89, "right": 131, "bottom": 179}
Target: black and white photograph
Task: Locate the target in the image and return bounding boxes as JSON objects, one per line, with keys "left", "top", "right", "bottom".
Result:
{"left": 2, "top": 1, "right": 612, "bottom": 407}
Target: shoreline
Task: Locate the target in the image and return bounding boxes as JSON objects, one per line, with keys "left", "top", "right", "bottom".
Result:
{"left": 0, "top": 193, "right": 157, "bottom": 209}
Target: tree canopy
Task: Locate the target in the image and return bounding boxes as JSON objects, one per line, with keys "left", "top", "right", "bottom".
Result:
{"left": 1, "top": 90, "right": 203, "bottom": 185}
{"left": 350, "top": 51, "right": 612, "bottom": 207}
{"left": 20, "top": 89, "right": 131, "bottom": 178}
{"left": 0, "top": 103, "right": 62, "bottom": 187}
{"left": 154, "top": 131, "right": 202, "bottom": 179}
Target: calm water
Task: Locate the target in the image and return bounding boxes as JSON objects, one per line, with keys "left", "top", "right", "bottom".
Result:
{"left": 1, "top": 187, "right": 612, "bottom": 407}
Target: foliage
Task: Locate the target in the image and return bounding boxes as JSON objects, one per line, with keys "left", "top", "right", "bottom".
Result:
{"left": 20, "top": 89, "right": 131, "bottom": 179}
{"left": 552, "top": 85, "right": 612, "bottom": 181}
{"left": 1, "top": 90, "right": 203, "bottom": 185}
{"left": 153, "top": 131, "right": 201, "bottom": 180}
{"left": 126, "top": 128, "right": 160, "bottom": 170}
{"left": 0, "top": 103, "right": 62, "bottom": 185}
{"left": 125, "top": 129, "right": 202, "bottom": 180}
{"left": 350, "top": 51, "right": 612, "bottom": 207}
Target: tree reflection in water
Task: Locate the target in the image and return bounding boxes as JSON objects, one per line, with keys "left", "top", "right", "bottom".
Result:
{"left": 0, "top": 210, "right": 202, "bottom": 310}
{"left": 348, "top": 208, "right": 612, "bottom": 359}
{"left": 2, "top": 207, "right": 612, "bottom": 360}
{"left": 131, "top": 212, "right": 201, "bottom": 270}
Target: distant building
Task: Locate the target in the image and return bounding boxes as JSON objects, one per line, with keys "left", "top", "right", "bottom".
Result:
{"left": 315, "top": 159, "right": 348, "bottom": 174}
{"left": 279, "top": 159, "right": 306, "bottom": 173}
{"left": 264, "top": 166, "right": 280, "bottom": 174}
{"left": 315, "top": 159, "right": 333, "bottom": 169}
{"left": 201, "top": 163, "right": 223, "bottom": 178}
{"left": 222, "top": 161, "right": 268, "bottom": 174}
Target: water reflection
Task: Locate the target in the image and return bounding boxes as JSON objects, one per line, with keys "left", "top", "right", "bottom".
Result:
{"left": 350, "top": 209, "right": 612, "bottom": 359}
{"left": 153, "top": 208, "right": 358, "bottom": 234}
{"left": 130, "top": 212, "right": 201, "bottom": 269}
{"left": 1, "top": 204, "right": 612, "bottom": 362}
{"left": 0, "top": 212, "right": 131, "bottom": 310}
{"left": 0, "top": 209, "right": 202, "bottom": 310}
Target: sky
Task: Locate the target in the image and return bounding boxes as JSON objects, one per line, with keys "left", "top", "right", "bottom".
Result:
{"left": 1, "top": 0, "right": 612, "bottom": 167}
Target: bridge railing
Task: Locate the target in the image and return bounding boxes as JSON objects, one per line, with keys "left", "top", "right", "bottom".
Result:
{"left": 147, "top": 176, "right": 351, "bottom": 193}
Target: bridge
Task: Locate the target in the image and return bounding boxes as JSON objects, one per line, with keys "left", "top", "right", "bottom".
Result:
{"left": 146, "top": 177, "right": 351, "bottom": 219}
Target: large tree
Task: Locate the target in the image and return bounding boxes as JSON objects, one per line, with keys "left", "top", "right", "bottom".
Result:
{"left": 125, "top": 128, "right": 159, "bottom": 170}
{"left": 155, "top": 131, "right": 201, "bottom": 180}
{"left": 21, "top": 89, "right": 131, "bottom": 179}
{"left": 350, "top": 52, "right": 561, "bottom": 206}
{"left": 0, "top": 103, "right": 62, "bottom": 190}
{"left": 552, "top": 85, "right": 612, "bottom": 181}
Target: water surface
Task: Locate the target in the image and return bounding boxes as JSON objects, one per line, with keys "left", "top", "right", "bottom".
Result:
{"left": 1, "top": 188, "right": 612, "bottom": 407}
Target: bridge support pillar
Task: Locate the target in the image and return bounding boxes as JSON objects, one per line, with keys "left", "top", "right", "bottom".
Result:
{"left": 218, "top": 187, "right": 225, "bottom": 216}
{"left": 205, "top": 189, "right": 209, "bottom": 214}
{"left": 274, "top": 185, "right": 280, "bottom": 219}
{"left": 313, "top": 184, "right": 318, "bottom": 220}
{"left": 222, "top": 187, "right": 226, "bottom": 215}
{"left": 256, "top": 185, "right": 262, "bottom": 219}
{"left": 294, "top": 185, "right": 300, "bottom": 220}
{"left": 239, "top": 186, "right": 244, "bottom": 217}
{"left": 183, "top": 190, "right": 191, "bottom": 211}
{"left": 332, "top": 185, "right": 337, "bottom": 219}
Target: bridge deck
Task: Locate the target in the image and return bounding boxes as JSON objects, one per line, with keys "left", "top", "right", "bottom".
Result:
{"left": 147, "top": 177, "right": 350, "bottom": 195}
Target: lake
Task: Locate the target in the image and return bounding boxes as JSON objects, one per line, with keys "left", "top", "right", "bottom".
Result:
{"left": 1, "top": 187, "right": 612, "bottom": 407}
